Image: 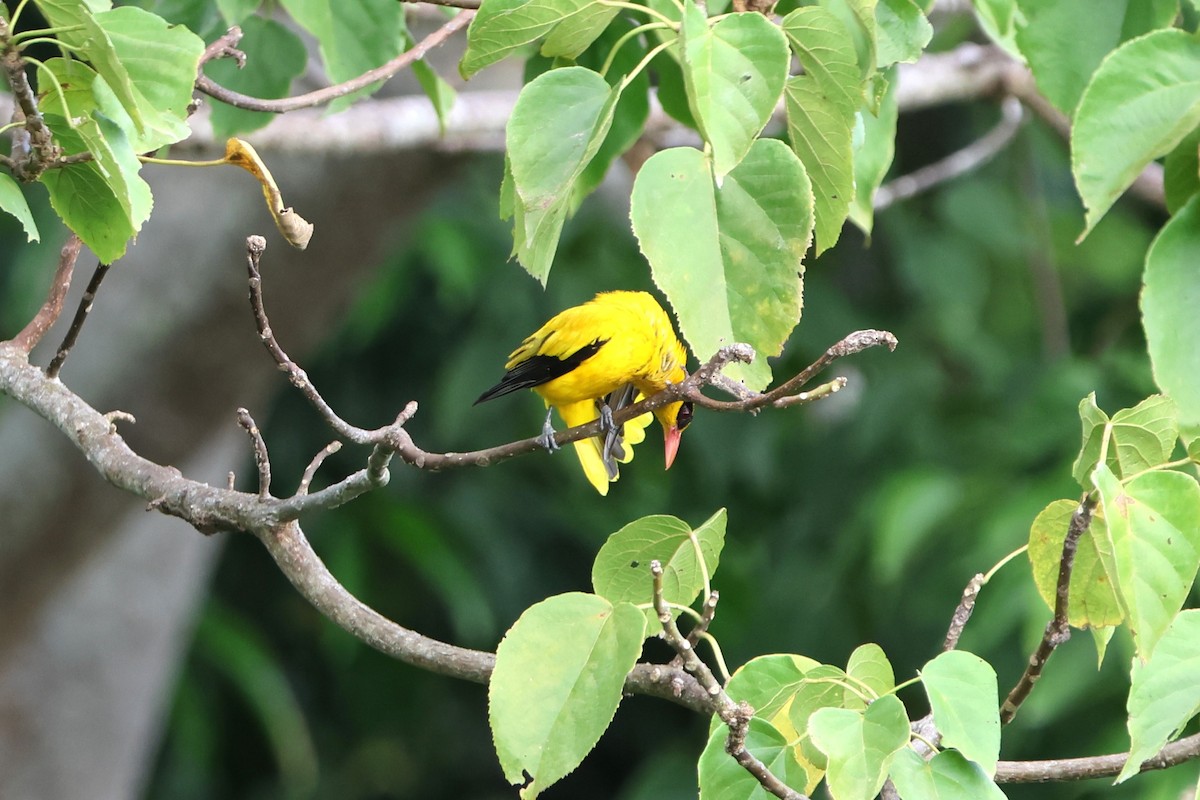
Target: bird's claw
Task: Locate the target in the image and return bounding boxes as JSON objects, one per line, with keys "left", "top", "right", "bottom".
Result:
{"left": 539, "top": 412, "right": 560, "bottom": 453}
{"left": 599, "top": 403, "right": 616, "bottom": 434}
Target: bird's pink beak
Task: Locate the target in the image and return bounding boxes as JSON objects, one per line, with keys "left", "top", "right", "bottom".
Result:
{"left": 664, "top": 425, "right": 682, "bottom": 470}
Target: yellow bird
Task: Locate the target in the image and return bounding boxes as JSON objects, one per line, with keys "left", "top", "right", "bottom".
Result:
{"left": 475, "top": 291, "right": 694, "bottom": 494}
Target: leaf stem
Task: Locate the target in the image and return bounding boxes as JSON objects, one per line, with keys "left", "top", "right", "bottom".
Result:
{"left": 891, "top": 676, "right": 921, "bottom": 694}
{"left": 982, "top": 544, "right": 1028, "bottom": 584}
{"left": 698, "top": 631, "right": 732, "bottom": 681}
{"left": 7, "top": 0, "right": 32, "bottom": 30}
{"left": 139, "top": 155, "right": 229, "bottom": 167}
{"left": 910, "top": 732, "right": 941, "bottom": 754}
{"left": 11, "top": 24, "right": 85, "bottom": 46}
{"left": 624, "top": 38, "right": 676, "bottom": 87}
{"left": 597, "top": 0, "right": 679, "bottom": 26}
{"left": 600, "top": 21, "right": 672, "bottom": 77}
{"left": 1121, "top": 457, "right": 1193, "bottom": 484}
{"left": 22, "top": 57, "right": 71, "bottom": 125}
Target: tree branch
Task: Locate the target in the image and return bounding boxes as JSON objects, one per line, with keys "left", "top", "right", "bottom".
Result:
{"left": 9, "top": 233, "right": 82, "bottom": 354}
{"left": 875, "top": 95, "right": 1025, "bottom": 210}
{"left": 194, "top": 11, "right": 474, "bottom": 114}
{"left": 45, "top": 259, "right": 110, "bottom": 378}
{"left": 649, "top": 560, "right": 807, "bottom": 800}
{"left": 1000, "top": 494, "right": 1095, "bottom": 724}
{"left": 997, "top": 731, "right": 1200, "bottom": 783}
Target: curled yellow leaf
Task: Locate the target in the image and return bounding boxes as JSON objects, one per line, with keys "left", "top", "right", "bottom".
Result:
{"left": 224, "top": 138, "right": 314, "bottom": 249}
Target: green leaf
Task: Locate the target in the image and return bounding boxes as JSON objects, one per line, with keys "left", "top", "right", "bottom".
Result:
{"left": 817, "top": 0, "right": 877, "bottom": 84}
{"left": 719, "top": 654, "right": 831, "bottom": 791}
{"left": 540, "top": 0, "right": 619, "bottom": 58}
{"left": 1073, "top": 30, "right": 1200, "bottom": 239}
{"left": 592, "top": 509, "right": 726, "bottom": 629}
{"left": 40, "top": 112, "right": 152, "bottom": 262}
{"left": 1073, "top": 392, "right": 1113, "bottom": 487}
{"left": 506, "top": 66, "right": 620, "bottom": 283}
{"left": 206, "top": 17, "right": 308, "bottom": 139}
{"left": 1091, "top": 625, "right": 1116, "bottom": 668}
{"left": 1118, "top": 610, "right": 1200, "bottom": 782}
{"left": 279, "top": 0, "right": 405, "bottom": 111}
{"left": 630, "top": 140, "right": 813, "bottom": 390}
{"left": 919, "top": 650, "right": 1001, "bottom": 776}
{"left": 1143, "top": 194, "right": 1200, "bottom": 434}
{"left": 845, "top": 644, "right": 895, "bottom": 704}
{"left": 98, "top": 6, "right": 205, "bottom": 150}
{"left": 723, "top": 654, "right": 821, "bottom": 725}
{"left": 1014, "top": 0, "right": 1177, "bottom": 116}
{"left": 653, "top": 49, "right": 699, "bottom": 129}
{"left": 460, "top": 0, "right": 615, "bottom": 77}
{"left": 680, "top": 1, "right": 790, "bottom": 177}
{"left": 572, "top": 20, "right": 652, "bottom": 204}
{"left": 0, "top": 174, "right": 40, "bottom": 242}
{"left": 808, "top": 694, "right": 910, "bottom": 800}
{"left": 847, "top": 70, "right": 898, "bottom": 234}
{"left": 33, "top": 0, "right": 145, "bottom": 134}
{"left": 972, "top": 0, "right": 1023, "bottom": 58}
{"left": 1074, "top": 393, "right": 1180, "bottom": 482}
{"left": 698, "top": 718, "right": 809, "bottom": 800}
{"left": 874, "top": 0, "right": 932, "bottom": 67}
{"left": 1095, "top": 465, "right": 1200, "bottom": 659}
{"left": 1109, "top": 395, "right": 1179, "bottom": 476}
{"left": 489, "top": 593, "right": 646, "bottom": 799}
{"left": 411, "top": 54, "right": 458, "bottom": 138}
{"left": 781, "top": 6, "right": 860, "bottom": 254}
{"left": 216, "top": 0, "right": 261, "bottom": 24}
{"left": 1028, "top": 498, "right": 1123, "bottom": 629}
{"left": 889, "top": 749, "right": 1007, "bottom": 800}
{"left": 1163, "top": 127, "right": 1200, "bottom": 214}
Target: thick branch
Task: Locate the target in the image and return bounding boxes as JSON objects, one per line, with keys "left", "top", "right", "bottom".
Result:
{"left": 997, "top": 731, "right": 1200, "bottom": 783}
{"left": 0, "top": 340, "right": 713, "bottom": 712}
{"left": 195, "top": 11, "right": 474, "bottom": 114}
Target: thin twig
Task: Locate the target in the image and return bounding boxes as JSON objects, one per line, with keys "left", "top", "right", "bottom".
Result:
{"left": 875, "top": 96, "right": 1025, "bottom": 211}
{"left": 195, "top": 11, "right": 474, "bottom": 114}
{"left": 46, "top": 259, "right": 110, "bottom": 378}
{"left": 236, "top": 408, "right": 272, "bottom": 498}
{"left": 200, "top": 26, "right": 245, "bottom": 67}
{"left": 650, "top": 561, "right": 808, "bottom": 800}
{"left": 9, "top": 234, "right": 82, "bottom": 353}
{"left": 1000, "top": 494, "right": 1096, "bottom": 724}
{"left": 943, "top": 573, "right": 984, "bottom": 651}
{"left": 246, "top": 237, "right": 899, "bottom": 480}
{"left": 298, "top": 441, "right": 342, "bottom": 495}
{"left": 244, "top": 236, "right": 376, "bottom": 443}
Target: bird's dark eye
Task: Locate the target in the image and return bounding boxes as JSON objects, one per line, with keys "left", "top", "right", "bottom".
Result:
{"left": 676, "top": 401, "right": 694, "bottom": 431}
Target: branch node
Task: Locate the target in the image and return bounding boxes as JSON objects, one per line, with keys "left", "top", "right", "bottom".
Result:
{"left": 102, "top": 410, "right": 137, "bottom": 433}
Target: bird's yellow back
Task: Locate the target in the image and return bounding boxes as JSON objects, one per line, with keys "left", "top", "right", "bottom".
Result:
{"left": 506, "top": 290, "right": 688, "bottom": 406}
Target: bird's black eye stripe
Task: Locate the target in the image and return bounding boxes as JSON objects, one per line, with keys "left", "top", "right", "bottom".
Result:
{"left": 677, "top": 401, "right": 694, "bottom": 430}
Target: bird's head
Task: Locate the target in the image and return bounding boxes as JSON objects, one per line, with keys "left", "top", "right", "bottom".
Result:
{"left": 654, "top": 400, "right": 694, "bottom": 470}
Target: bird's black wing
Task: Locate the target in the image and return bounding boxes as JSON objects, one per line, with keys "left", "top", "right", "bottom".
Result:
{"left": 474, "top": 339, "right": 606, "bottom": 404}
